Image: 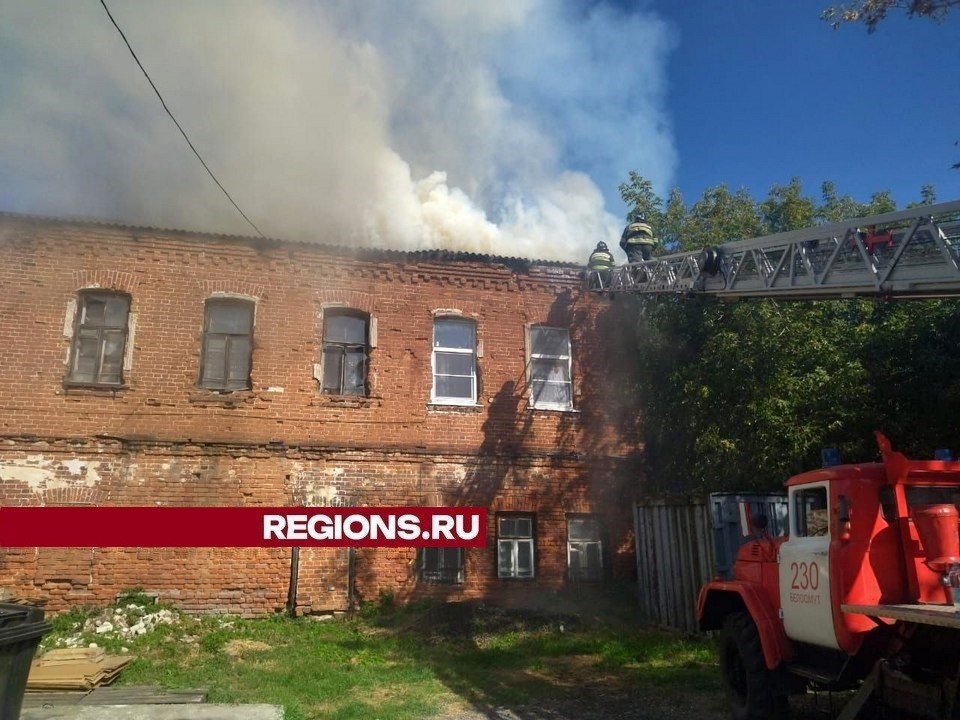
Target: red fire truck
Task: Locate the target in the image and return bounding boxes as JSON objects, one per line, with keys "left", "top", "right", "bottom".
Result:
{"left": 593, "top": 200, "right": 960, "bottom": 718}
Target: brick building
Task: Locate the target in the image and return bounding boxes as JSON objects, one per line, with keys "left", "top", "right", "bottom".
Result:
{"left": 0, "top": 212, "right": 643, "bottom": 616}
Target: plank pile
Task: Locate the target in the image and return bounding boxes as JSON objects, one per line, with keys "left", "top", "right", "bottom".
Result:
{"left": 26, "top": 648, "right": 136, "bottom": 692}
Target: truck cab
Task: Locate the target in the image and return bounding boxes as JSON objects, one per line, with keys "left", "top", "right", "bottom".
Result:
{"left": 698, "top": 434, "right": 960, "bottom": 720}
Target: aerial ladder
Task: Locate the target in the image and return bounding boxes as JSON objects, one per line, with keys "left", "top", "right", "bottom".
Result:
{"left": 588, "top": 199, "right": 960, "bottom": 300}
{"left": 590, "top": 198, "right": 960, "bottom": 720}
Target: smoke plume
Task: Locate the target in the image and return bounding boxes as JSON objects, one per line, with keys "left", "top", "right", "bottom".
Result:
{"left": 0, "top": 1, "right": 675, "bottom": 262}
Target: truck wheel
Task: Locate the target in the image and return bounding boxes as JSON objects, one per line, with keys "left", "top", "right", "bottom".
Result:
{"left": 719, "top": 612, "right": 787, "bottom": 720}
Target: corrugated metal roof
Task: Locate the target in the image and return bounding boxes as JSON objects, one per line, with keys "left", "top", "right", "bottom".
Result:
{"left": 0, "top": 211, "right": 579, "bottom": 270}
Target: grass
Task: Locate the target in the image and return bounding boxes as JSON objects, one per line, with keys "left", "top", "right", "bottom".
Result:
{"left": 37, "top": 593, "right": 723, "bottom": 720}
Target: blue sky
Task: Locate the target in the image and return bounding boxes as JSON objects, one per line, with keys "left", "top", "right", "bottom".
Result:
{"left": 0, "top": 1, "right": 957, "bottom": 261}
{"left": 652, "top": 1, "right": 960, "bottom": 210}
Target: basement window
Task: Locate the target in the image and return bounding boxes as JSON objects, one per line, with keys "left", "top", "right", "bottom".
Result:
{"left": 321, "top": 310, "right": 368, "bottom": 396}
{"left": 420, "top": 547, "right": 464, "bottom": 584}
{"left": 200, "top": 298, "right": 254, "bottom": 391}
{"left": 497, "top": 514, "right": 535, "bottom": 579}
{"left": 567, "top": 516, "right": 603, "bottom": 581}
{"left": 432, "top": 317, "right": 476, "bottom": 404}
{"left": 66, "top": 292, "right": 130, "bottom": 386}
{"left": 528, "top": 326, "right": 572, "bottom": 410}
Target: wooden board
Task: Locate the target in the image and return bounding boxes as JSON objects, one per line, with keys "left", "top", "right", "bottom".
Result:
{"left": 27, "top": 653, "right": 136, "bottom": 691}
{"left": 22, "top": 686, "right": 207, "bottom": 708}
{"left": 33, "top": 648, "right": 106, "bottom": 666}
{"left": 82, "top": 687, "right": 208, "bottom": 704}
{"left": 842, "top": 602, "right": 960, "bottom": 629}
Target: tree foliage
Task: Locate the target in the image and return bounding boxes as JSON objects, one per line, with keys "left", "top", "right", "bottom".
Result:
{"left": 822, "top": 0, "right": 959, "bottom": 31}
{"left": 613, "top": 174, "right": 960, "bottom": 493}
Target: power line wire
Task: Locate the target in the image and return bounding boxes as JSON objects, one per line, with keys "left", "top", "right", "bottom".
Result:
{"left": 98, "top": 0, "right": 265, "bottom": 237}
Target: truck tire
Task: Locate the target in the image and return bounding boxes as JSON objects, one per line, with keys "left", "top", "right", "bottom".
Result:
{"left": 719, "top": 611, "right": 788, "bottom": 720}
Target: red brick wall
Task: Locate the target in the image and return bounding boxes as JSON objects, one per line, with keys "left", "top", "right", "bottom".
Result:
{"left": 0, "top": 215, "right": 643, "bottom": 614}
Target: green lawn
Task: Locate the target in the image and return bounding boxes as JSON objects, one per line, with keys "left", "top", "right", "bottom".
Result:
{"left": 39, "top": 592, "right": 723, "bottom": 720}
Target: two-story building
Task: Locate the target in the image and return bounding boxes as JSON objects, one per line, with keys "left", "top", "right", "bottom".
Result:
{"left": 0, "top": 212, "right": 642, "bottom": 615}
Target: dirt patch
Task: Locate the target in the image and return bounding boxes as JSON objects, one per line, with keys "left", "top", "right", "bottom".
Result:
{"left": 223, "top": 639, "right": 272, "bottom": 658}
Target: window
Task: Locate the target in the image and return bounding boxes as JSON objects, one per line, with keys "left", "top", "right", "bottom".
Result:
{"left": 322, "top": 311, "right": 368, "bottom": 395}
{"left": 200, "top": 299, "right": 254, "bottom": 391}
{"left": 497, "top": 514, "right": 535, "bottom": 579}
{"left": 794, "top": 486, "right": 828, "bottom": 537}
{"left": 567, "top": 516, "right": 602, "bottom": 581}
{"left": 528, "top": 326, "right": 572, "bottom": 409}
{"left": 67, "top": 292, "right": 130, "bottom": 386}
{"left": 432, "top": 318, "right": 476, "bottom": 404}
{"left": 420, "top": 547, "right": 464, "bottom": 584}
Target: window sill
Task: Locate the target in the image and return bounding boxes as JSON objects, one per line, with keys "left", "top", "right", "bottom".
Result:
{"left": 311, "top": 394, "right": 382, "bottom": 409}
{"left": 529, "top": 405, "right": 579, "bottom": 413}
{"left": 62, "top": 382, "right": 128, "bottom": 394}
{"left": 187, "top": 389, "right": 256, "bottom": 408}
{"left": 428, "top": 402, "right": 483, "bottom": 413}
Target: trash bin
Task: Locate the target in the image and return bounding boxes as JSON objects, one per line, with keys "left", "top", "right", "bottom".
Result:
{"left": 0, "top": 603, "right": 51, "bottom": 720}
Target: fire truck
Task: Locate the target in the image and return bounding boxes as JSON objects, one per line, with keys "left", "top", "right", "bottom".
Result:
{"left": 592, "top": 200, "right": 960, "bottom": 719}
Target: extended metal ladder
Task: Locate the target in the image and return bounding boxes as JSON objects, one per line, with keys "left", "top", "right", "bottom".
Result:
{"left": 590, "top": 200, "right": 960, "bottom": 300}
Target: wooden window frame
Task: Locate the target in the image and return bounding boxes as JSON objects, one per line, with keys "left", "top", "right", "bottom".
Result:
{"left": 199, "top": 298, "right": 255, "bottom": 392}
{"left": 66, "top": 291, "right": 131, "bottom": 387}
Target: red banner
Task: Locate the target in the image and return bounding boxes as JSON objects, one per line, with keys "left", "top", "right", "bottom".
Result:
{"left": 0, "top": 506, "right": 487, "bottom": 548}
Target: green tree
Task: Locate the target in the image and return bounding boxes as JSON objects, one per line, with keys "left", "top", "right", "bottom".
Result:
{"left": 907, "top": 184, "right": 937, "bottom": 207}
{"left": 760, "top": 178, "right": 817, "bottom": 233}
{"left": 618, "top": 172, "right": 663, "bottom": 225}
{"left": 614, "top": 173, "right": 960, "bottom": 494}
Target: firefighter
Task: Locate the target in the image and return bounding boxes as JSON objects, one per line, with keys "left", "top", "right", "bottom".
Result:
{"left": 587, "top": 241, "right": 615, "bottom": 289}
{"left": 619, "top": 213, "right": 657, "bottom": 263}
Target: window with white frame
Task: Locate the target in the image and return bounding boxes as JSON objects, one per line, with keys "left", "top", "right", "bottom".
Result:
{"left": 321, "top": 310, "right": 368, "bottom": 396}
{"left": 497, "top": 514, "right": 535, "bottom": 579}
{"left": 200, "top": 298, "right": 254, "bottom": 391}
{"left": 794, "top": 486, "right": 829, "bottom": 537}
{"left": 528, "top": 326, "right": 572, "bottom": 409}
{"left": 432, "top": 317, "right": 476, "bottom": 404}
{"left": 67, "top": 292, "right": 130, "bottom": 386}
{"left": 420, "top": 547, "right": 464, "bottom": 584}
{"left": 567, "top": 516, "right": 603, "bottom": 581}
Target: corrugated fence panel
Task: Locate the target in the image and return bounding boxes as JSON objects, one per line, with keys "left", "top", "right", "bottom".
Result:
{"left": 634, "top": 498, "right": 716, "bottom": 634}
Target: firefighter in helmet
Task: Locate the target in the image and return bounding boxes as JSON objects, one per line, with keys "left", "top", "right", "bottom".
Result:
{"left": 620, "top": 212, "right": 657, "bottom": 263}
{"left": 587, "top": 241, "right": 615, "bottom": 289}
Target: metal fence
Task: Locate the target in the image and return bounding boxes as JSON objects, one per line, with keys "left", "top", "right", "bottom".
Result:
{"left": 634, "top": 493, "right": 789, "bottom": 634}
{"left": 634, "top": 497, "right": 715, "bottom": 634}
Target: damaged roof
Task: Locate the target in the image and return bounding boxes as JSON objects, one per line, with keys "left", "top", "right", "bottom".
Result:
{"left": 0, "top": 211, "right": 580, "bottom": 270}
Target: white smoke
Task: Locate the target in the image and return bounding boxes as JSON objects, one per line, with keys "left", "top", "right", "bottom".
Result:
{"left": 0, "top": 0, "right": 676, "bottom": 262}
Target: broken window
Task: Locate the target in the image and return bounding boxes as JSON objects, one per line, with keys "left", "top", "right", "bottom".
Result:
{"left": 528, "top": 326, "right": 572, "bottom": 409}
{"left": 497, "top": 514, "right": 535, "bottom": 579}
{"left": 420, "top": 547, "right": 464, "bottom": 584}
{"left": 67, "top": 292, "right": 130, "bottom": 386}
{"left": 567, "top": 516, "right": 603, "bottom": 581}
{"left": 432, "top": 317, "right": 476, "bottom": 404}
{"left": 200, "top": 298, "right": 254, "bottom": 391}
{"left": 321, "top": 310, "right": 368, "bottom": 396}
